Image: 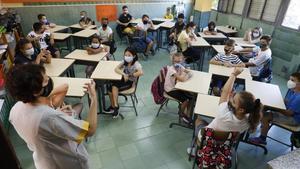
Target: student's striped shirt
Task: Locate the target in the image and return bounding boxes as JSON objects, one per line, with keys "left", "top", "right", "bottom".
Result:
{"left": 213, "top": 53, "right": 242, "bottom": 64}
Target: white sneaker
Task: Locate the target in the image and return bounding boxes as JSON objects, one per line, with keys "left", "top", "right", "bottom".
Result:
{"left": 187, "top": 147, "right": 196, "bottom": 157}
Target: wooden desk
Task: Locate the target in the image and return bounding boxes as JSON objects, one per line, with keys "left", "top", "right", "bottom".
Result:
{"left": 48, "top": 25, "right": 69, "bottom": 33}
{"left": 72, "top": 29, "right": 98, "bottom": 38}
{"left": 51, "top": 77, "right": 91, "bottom": 97}
{"left": 194, "top": 94, "right": 219, "bottom": 118}
{"left": 53, "top": 33, "right": 72, "bottom": 40}
{"left": 245, "top": 80, "right": 286, "bottom": 110}
{"left": 216, "top": 26, "right": 238, "bottom": 35}
{"left": 44, "top": 58, "right": 75, "bottom": 77}
{"left": 130, "top": 18, "right": 142, "bottom": 24}
{"left": 198, "top": 32, "right": 227, "bottom": 39}
{"left": 65, "top": 49, "right": 107, "bottom": 65}
{"left": 209, "top": 64, "right": 252, "bottom": 80}
{"left": 230, "top": 37, "right": 256, "bottom": 48}
{"left": 212, "top": 45, "right": 225, "bottom": 54}
{"left": 159, "top": 21, "right": 175, "bottom": 29}
{"left": 175, "top": 70, "right": 212, "bottom": 94}
{"left": 69, "top": 24, "right": 97, "bottom": 30}
{"left": 91, "top": 61, "right": 122, "bottom": 80}
{"left": 190, "top": 37, "right": 210, "bottom": 47}
{"left": 152, "top": 18, "right": 173, "bottom": 22}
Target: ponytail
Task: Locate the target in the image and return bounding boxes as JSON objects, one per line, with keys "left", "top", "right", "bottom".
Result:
{"left": 239, "top": 92, "right": 262, "bottom": 133}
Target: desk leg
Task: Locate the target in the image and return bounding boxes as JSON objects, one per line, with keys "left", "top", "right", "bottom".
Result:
{"left": 67, "top": 37, "right": 72, "bottom": 53}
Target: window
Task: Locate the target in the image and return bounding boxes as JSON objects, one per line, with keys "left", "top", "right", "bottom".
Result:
{"left": 248, "top": 0, "right": 265, "bottom": 19}
{"left": 218, "top": 0, "right": 229, "bottom": 12}
{"left": 232, "top": 0, "right": 246, "bottom": 15}
{"left": 282, "top": 0, "right": 300, "bottom": 30}
{"left": 262, "top": 0, "right": 282, "bottom": 22}
{"left": 211, "top": 0, "right": 219, "bottom": 10}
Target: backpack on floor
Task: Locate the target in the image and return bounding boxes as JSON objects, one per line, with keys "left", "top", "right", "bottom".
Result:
{"left": 151, "top": 66, "right": 168, "bottom": 104}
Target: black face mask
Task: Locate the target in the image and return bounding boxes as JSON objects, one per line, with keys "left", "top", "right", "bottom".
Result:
{"left": 224, "top": 48, "right": 232, "bottom": 54}
{"left": 102, "top": 24, "right": 107, "bottom": 28}
{"left": 208, "top": 27, "right": 214, "bottom": 31}
{"left": 228, "top": 101, "right": 236, "bottom": 114}
{"left": 40, "top": 77, "right": 53, "bottom": 97}
{"left": 143, "top": 20, "right": 148, "bottom": 24}
{"left": 260, "top": 44, "right": 267, "bottom": 48}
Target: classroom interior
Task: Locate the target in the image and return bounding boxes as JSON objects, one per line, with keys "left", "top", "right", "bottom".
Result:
{"left": 0, "top": 0, "right": 300, "bottom": 169}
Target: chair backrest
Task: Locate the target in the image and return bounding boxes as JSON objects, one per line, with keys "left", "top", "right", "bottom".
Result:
{"left": 259, "top": 57, "right": 272, "bottom": 82}
{"left": 151, "top": 66, "right": 168, "bottom": 104}
{"left": 197, "top": 128, "right": 240, "bottom": 169}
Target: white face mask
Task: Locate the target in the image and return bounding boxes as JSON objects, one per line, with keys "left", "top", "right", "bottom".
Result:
{"left": 42, "top": 19, "right": 48, "bottom": 23}
{"left": 124, "top": 56, "right": 133, "bottom": 63}
{"left": 25, "top": 48, "right": 34, "bottom": 56}
{"left": 80, "top": 15, "right": 85, "bottom": 18}
{"left": 91, "top": 43, "right": 100, "bottom": 49}
{"left": 252, "top": 32, "right": 260, "bottom": 38}
{"left": 287, "top": 80, "right": 297, "bottom": 89}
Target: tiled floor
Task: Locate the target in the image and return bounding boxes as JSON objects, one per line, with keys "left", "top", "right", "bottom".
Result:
{"left": 9, "top": 43, "right": 292, "bottom": 169}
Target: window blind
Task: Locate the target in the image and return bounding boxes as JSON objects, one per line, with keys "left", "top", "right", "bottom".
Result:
{"left": 232, "top": 0, "right": 246, "bottom": 15}
{"left": 262, "top": 0, "right": 282, "bottom": 22}
{"left": 248, "top": 0, "right": 265, "bottom": 19}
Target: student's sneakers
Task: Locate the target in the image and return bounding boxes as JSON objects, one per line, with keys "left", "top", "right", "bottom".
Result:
{"left": 112, "top": 107, "right": 119, "bottom": 119}
{"left": 248, "top": 137, "right": 267, "bottom": 145}
{"left": 103, "top": 106, "right": 114, "bottom": 113}
{"left": 187, "top": 147, "right": 196, "bottom": 157}
{"left": 181, "top": 114, "right": 193, "bottom": 125}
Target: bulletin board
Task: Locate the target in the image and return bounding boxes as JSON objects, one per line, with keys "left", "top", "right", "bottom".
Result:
{"left": 95, "top": 5, "right": 118, "bottom": 22}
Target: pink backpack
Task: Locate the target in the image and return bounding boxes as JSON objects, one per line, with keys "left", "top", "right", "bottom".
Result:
{"left": 151, "top": 66, "right": 168, "bottom": 104}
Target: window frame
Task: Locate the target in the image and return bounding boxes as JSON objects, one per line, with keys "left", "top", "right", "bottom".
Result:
{"left": 280, "top": 0, "right": 300, "bottom": 31}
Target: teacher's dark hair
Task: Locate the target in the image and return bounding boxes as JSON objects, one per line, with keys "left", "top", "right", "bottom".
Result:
{"left": 6, "top": 64, "right": 45, "bottom": 103}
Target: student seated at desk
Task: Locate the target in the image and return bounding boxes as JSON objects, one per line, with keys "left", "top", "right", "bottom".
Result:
{"left": 203, "top": 21, "right": 217, "bottom": 35}
{"left": 136, "top": 14, "right": 155, "bottom": 56}
{"left": 14, "top": 38, "right": 51, "bottom": 65}
{"left": 234, "top": 35, "right": 272, "bottom": 81}
{"left": 177, "top": 22, "right": 200, "bottom": 64}
{"left": 97, "top": 17, "right": 116, "bottom": 54}
{"left": 189, "top": 68, "right": 262, "bottom": 157}
{"left": 85, "top": 35, "right": 110, "bottom": 77}
{"left": 79, "top": 11, "right": 93, "bottom": 28}
{"left": 27, "top": 22, "right": 60, "bottom": 58}
{"left": 165, "top": 52, "right": 193, "bottom": 124}
{"left": 105, "top": 47, "right": 143, "bottom": 118}
{"left": 169, "top": 13, "right": 185, "bottom": 45}
{"left": 37, "top": 13, "right": 56, "bottom": 28}
{"left": 210, "top": 39, "right": 245, "bottom": 67}
{"left": 249, "top": 72, "right": 300, "bottom": 145}
{"left": 243, "top": 27, "right": 263, "bottom": 45}
{"left": 116, "top": 5, "right": 134, "bottom": 35}
{"left": 209, "top": 39, "right": 245, "bottom": 96}
{"left": 164, "top": 7, "right": 174, "bottom": 20}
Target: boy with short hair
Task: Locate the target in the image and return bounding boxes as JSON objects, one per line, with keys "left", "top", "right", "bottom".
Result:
{"left": 210, "top": 39, "right": 245, "bottom": 67}
{"left": 235, "top": 35, "right": 272, "bottom": 81}
{"left": 37, "top": 13, "right": 56, "bottom": 28}
{"left": 203, "top": 21, "right": 217, "bottom": 35}
{"left": 169, "top": 13, "right": 185, "bottom": 45}
{"left": 79, "top": 11, "right": 93, "bottom": 28}
{"left": 249, "top": 72, "right": 300, "bottom": 145}
{"left": 97, "top": 17, "right": 115, "bottom": 54}
{"left": 27, "top": 22, "right": 60, "bottom": 58}
{"left": 116, "top": 5, "right": 134, "bottom": 35}
{"left": 136, "top": 14, "right": 155, "bottom": 56}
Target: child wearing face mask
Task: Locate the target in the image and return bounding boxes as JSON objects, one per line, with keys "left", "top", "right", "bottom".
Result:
{"left": 136, "top": 14, "right": 155, "bottom": 56}
{"left": 104, "top": 47, "right": 143, "bottom": 118}
{"left": 235, "top": 35, "right": 272, "bottom": 81}
{"left": 97, "top": 17, "right": 115, "bottom": 54}
{"left": 188, "top": 68, "right": 262, "bottom": 156}
{"left": 27, "top": 22, "right": 60, "bottom": 58}
{"left": 209, "top": 39, "right": 245, "bottom": 96}
{"left": 79, "top": 11, "right": 93, "bottom": 28}
{"left": 85, "top": 35, "right": 110, "bottom": 77}
{"left": 37, "top": 13, "right": 56, "bottom": 28}
{"left": 203, "top": 21, "right": 217, "bottom": 35}
{"left": 249, "top": 72, "right": 300, "bottom": 145}
{"left": 164, "top": 52, "right": 193, "bottom": 124}
{"left": 14, "top": 38, "right": 51, "bottom": 65}
{"left": 243, "top": 27, "right": 263, "bottom": 45}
